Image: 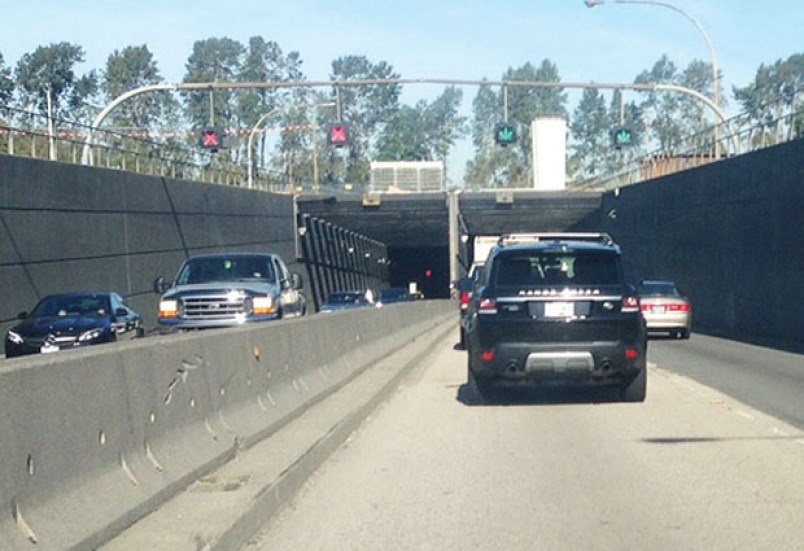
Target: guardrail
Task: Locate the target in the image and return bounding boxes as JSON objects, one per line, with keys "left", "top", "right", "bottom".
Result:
{"left": 0, "top": 300, "right": 454, "bottom": 550}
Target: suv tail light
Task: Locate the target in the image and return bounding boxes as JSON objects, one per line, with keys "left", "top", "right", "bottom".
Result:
{"left": 621, "top": 296, "right": 640, "bottom": 313}
{"left": 459, "top": 291, "right": 471, "bottom": 311}
{"left": 478, "top": 298, "right": 498, "bottom": 315}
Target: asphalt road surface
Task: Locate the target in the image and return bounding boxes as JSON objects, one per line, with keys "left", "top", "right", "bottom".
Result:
{"left": 244, "top": 334, "right": 804, "bottom": 550}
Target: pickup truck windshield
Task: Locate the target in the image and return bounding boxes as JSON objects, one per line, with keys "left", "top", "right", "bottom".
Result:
{"left": 176, "top": 257, "right": 276, "bottom": 285}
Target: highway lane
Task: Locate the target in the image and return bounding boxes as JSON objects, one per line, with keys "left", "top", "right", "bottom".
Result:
{"left": 647, "top": 334, "right": 804, "bottom": 430}
{"left": 244, "top": 334, "right": 804, "bottom": 550}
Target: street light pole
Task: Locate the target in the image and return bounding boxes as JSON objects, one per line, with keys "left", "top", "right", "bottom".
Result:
{"left": 247, "top": 108, "right": 281, "bottom": 190}
{"left": 311, "top": 101, "right": 336, "bottom": 193}
{"left": 585, "top": 0, "right": 722, "bottom": 157}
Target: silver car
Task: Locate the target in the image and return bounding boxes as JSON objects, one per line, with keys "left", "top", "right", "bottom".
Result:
{"left": 638, "top": 280, "right": 691, "bottom": 339}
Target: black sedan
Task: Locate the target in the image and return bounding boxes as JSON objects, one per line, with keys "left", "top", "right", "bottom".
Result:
{"left": 319, "top": 291, "right": 376, "bottom": 313}
{"left": 4, "top": 292, "right": 143, "bottom": 358}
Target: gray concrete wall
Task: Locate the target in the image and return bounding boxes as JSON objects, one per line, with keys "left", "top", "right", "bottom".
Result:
{"left": 0, "top": 300, "right": 454, "bottom": 550}
{"left": 0, "top": 154, "right": 298, "bottom": 333}
{"left": 574, "top": 139, "right": 804, "bottom": 348}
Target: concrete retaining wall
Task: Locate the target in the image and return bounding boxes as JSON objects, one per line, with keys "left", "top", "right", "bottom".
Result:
{"left": 575, "top": 139, "right": 804, "bottom": 347}
{"left": 0, "top": 300, "right": 454, "bottom": 550}
{"left": 0, "top": 154, "right": 298, "bottom": 334}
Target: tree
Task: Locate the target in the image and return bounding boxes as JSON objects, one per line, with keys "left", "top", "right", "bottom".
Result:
{"left": 634, "top": 55, "right": 684, "bottom": 150}
{"left": 374, "top": 86, "right": 466, "bottom": 162}
{"left": 374, "top": 103, "right": 429, "bottom": 161}
{"left": 676, "top": 59, "right": 721, "bottom": 151}
{"left": 328, "top": 55, "right": 401, "bottom": 186}
{"left": 0, "top": 52, "right": 13, "bottom": 105}
{"left": 237, "top": 36, "right": 309, "bottom": 185}
{"left": 182, "top": 37, "right": 245, "bottom": 139}
{"left": 568, "top": 88, "right": 609, "bottom": 179}
{"left": 422, "top": 86, "right": 467, "bottom": 161}
{"left": 466, "top": 60, "right": 568, "bottom": 188}
{"left": 102, "top": 45, "right": 173, "bottom": 134}
{"left": 14, "top": 42, "right": 98, "bottom": 122}
{"left": 734, "top": 53, "right": 804, "bottom": 143}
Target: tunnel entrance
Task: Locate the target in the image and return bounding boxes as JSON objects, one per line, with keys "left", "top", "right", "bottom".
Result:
{"left": 387, "top": 246, "right": 451, "bottom": 299}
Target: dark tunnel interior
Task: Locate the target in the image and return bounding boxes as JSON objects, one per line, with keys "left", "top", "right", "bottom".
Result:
{"left": 386, "top": 246, "right": 451, "bottom": 299}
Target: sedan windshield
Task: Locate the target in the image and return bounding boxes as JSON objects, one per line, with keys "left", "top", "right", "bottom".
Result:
{"left": 177, "top": 257, "right": 276, "bottom": 285}
{"left": 31, "top": 294, "right": 111, "bottom": 317}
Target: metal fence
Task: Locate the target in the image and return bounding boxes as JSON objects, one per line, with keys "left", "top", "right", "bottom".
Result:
{"left": 579, "top": 89, "right": 803, "bottom": 190}
{"left": 0, "top": 105, "right": 289, "bottom": 192}
{"left": 2, "top": 92, "right": 802, "bottom": 194}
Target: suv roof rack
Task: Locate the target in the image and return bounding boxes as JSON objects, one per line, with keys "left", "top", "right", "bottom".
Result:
{"left": 498, "top": 232, "right": 614, "bottom": 247}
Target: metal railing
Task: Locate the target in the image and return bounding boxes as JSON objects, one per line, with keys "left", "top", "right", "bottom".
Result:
{"left": 579, "top": 89, "right": 803, "bottom": 190}
{"left": 0, "top": 105, "right": 290, "bottom": 192}
{"left": 2, "top": 91, "right": 801, "bottom": 194}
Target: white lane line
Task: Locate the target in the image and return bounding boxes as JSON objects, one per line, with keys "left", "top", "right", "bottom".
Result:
{"left": 653, "top": 364, "right": 804, "bottom": 449}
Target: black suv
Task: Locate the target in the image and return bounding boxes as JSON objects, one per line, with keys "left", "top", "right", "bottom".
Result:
{"left": 465, "top": 233, "right": 647, "bottom": 402}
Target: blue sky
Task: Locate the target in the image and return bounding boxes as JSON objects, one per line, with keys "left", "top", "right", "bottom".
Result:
{"left": 1, "top": 0, "right": 800, "bottom": 181}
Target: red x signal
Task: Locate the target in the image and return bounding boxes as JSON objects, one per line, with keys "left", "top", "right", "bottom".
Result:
{"left": 328, "top": 123, "right": 349, "bottom": 146}
{"left": 199, "top": 128, "right": 225, "bottom": 150}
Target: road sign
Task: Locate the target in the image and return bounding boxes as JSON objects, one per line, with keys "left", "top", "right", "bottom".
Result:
{"left": 494, "top": 122, "right": 517, "bottom": 146}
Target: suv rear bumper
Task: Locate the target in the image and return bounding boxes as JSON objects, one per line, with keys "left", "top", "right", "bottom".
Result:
{"left": 469, "top": 340, "right": 645, "bottom": 387}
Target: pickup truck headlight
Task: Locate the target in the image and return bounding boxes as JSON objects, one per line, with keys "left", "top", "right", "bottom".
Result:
{"left": 252, "top": 296, "right": 276, "bottom": 315}
{"left": 78, "top": 328, "right": 102, "bottom": 342}
{"left": 158, "top": 299, "right": 179, "bottom": 319}
{"left": 7, "top": 330, "right": 24, "bottom": 344}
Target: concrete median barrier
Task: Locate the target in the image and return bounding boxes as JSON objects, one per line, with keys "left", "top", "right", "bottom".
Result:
{"left": 0, "top": 300, "right": 454, "bottom": 550}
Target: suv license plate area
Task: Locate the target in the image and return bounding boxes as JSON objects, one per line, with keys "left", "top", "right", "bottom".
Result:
{"left": 544, "top": 301, "right": 574, "bottom": 318}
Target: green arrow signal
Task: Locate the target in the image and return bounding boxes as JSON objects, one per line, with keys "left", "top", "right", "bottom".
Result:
{"left": 613, "top": 127, "right": 633, "bottom": 148}
{"left": 495, "top": 122, "right": 516, "bottom": 146}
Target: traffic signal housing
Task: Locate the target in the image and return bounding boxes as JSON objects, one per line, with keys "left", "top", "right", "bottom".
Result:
{"left": 494, "top": 122, "right": 517, "bottom": 146}
{"left": 611, "top": 126, "right": 634, "bottom": 149}
{"left": 327, "top": 122, "right": 350, "bottom": 147}
{"left": 199, "top": 128, "right": 226, "bottom": 151}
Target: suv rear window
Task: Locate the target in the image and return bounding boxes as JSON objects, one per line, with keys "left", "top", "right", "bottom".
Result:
{"left": 494, "top": 252, "right": 621, "bottom": 287}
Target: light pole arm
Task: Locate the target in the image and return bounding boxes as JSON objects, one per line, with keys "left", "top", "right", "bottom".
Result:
{"left": 247, "top": 108, "right": 281, "bottom": 189}
{"left": 586, "top": 0, "right": 722, "bottom": 154}
{"left": 81, "top": 83, "right": 179, "bottom": 165}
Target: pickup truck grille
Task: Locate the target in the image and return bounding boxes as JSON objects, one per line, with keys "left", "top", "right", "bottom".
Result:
{"left": 181, "top": 294, "right": 246, "bottom": 320}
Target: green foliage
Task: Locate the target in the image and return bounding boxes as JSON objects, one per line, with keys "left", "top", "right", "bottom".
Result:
{"left": 374, "top": 86, "right": 466, "bottom": 162}
{"left": 328, "top": 55, "right": 401, "bottom": 184}
{"left": 182, "top": 37, "right": 246, "bottom": 131}
{"left": 14, "top": 42, "right": 98, "bottom": 121}
{"left": 734, "top": 53, "right": 803, "bottom": 142}
{"left": 466, "top": 60, "right": 568, "bottom": 188}
{"left": 0, "top": 52, "right": 13, "bottom": 104}
{"left": 1, "top": 34, "right": 800, "bottom": 188}
{"left": 569, "top": 88, "right": 610, "bottom": 178}
{"left": 102, "top": 45, "right": 173, "bottom": 133}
